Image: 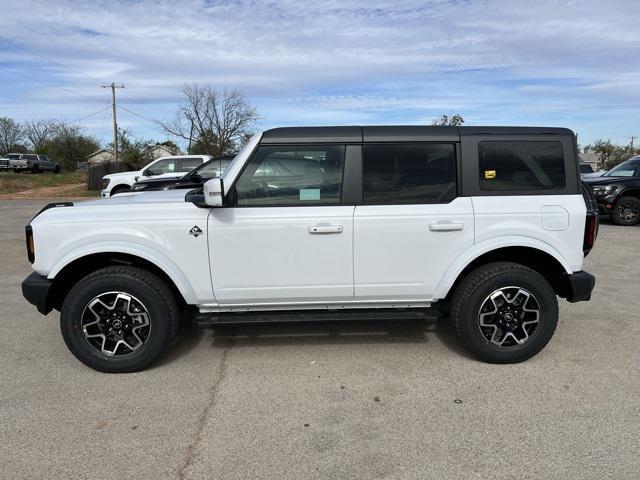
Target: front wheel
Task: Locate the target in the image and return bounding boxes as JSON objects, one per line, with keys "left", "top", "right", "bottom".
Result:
{"left": 612, "top": 196, "right": 640, "bottom": 226}
{"left": 31, "top": 164, "right": 39, "bottom": 173}
{"left": 450, "top": 262, "right": 558, "bottom": 363}
{"left": 60, "top": 266, "right": 179, "bottom": 372}
{"left": 53, "top": 165, "right": 60, "bottom": 174}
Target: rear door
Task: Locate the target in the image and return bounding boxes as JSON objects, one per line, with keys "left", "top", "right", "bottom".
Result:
{"left": 208, "top": 144, "right": 356, "bottom": 305}
{"left": 354, "top": 142, "right": 474, "bottom": 301}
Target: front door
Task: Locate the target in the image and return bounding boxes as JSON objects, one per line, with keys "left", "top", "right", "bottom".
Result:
{"left": 208, "top": 144, "right": 354, "bottom": 305}
{"left": 354, "top": 143, "right": 474, "bottom": 301}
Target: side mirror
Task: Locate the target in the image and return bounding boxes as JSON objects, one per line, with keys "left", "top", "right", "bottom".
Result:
{"left": 203, "top": 177, "right": 224, "bottom": 207}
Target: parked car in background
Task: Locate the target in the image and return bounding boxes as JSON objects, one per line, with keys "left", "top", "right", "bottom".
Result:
{"left": 0, "top": 153, "right": 59, "bottom": 173}
{"left": 22, "top": 126, "right": 597, "bottom": 372}
{"left": 0, "top": 153, "right": 21, "bottom": 170}
{"left": 101, "top": 155, "right": 212, "bottom": 197}
{"left": 583, "top": 156, "right": 640, "bottom": 225}
{"left": 582, "top": 169, "right": 607, "bottom": 178}
{"left": 132, "top": 156, "right": 234, "bottom": 192}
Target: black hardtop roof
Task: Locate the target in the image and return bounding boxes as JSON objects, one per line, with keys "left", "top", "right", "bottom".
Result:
{"left": 261, "top": 126, "right": 575, "bottom": 143}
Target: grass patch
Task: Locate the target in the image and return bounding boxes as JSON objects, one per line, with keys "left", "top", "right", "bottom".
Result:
{"left": 0, "top": 171, "right": 88, "bottom": 195}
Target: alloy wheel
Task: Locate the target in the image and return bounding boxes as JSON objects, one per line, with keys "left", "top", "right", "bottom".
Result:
{"left": 81, "top": 292, "right": 151, "bottom": 356}
{"left": 478, "top": 286, "right": 540, "bottom": 347}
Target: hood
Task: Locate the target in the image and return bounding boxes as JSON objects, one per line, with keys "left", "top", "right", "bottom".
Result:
{"left": 77, "top": 188, "right": 190, "bottom": 207}
{"left": 104, "top": 170, "right": 140, "bottom": 180}
{"left": 135, "top": 174, "right": 184, "bottom": 185}
{"left": 582, "top": 175, "right": 638, "bottom": 186}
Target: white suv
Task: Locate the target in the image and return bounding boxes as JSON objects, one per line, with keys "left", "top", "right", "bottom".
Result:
{"left": 22, "top": 126, "right": 597, "bottom": 372}
{"left": 100, "top": 155, "right": 211, "bottom": 197}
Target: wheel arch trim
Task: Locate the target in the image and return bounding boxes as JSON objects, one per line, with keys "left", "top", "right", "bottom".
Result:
{"left": 47, "top": 242, "right": 198, "bottom": 304}
{"left": 433, "top": 236, "right": 573, "bottom": 300}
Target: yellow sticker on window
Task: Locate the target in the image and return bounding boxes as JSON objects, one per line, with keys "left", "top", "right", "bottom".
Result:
{"left": 484, "top": 170, "right": 496, "bottom": 179}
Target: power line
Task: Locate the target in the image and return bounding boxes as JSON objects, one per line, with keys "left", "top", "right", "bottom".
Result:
{"left": 10, "top": 41, "right": 174, "bottom": 123}
{"left": 9, "top": 40, "right": 106, "bottom": 85}
{"left": 1, "top": 67, "right": 97, "bottom": 101}
{"left": 117, "top": 105, "right": 160, "bottom": 126}
{"left": 116, "top": 108, "right": 163, "bottom": 133}
{"left": 120, "top": 88, "right": 170, "bottom": 117}
{"left": 64, "top": 106, "right": 112, "bottom": 124}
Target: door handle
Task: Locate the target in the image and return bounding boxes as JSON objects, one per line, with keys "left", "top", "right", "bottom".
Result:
{"left": 429, "top": 222, "right": 464, "bottom": 232}
{"left": 308, "top": 225, "right": 343, "bottom": 234}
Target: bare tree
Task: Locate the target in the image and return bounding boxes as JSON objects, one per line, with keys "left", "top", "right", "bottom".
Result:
{"left": 160, "top": 84, "right": 259, "bottom": 155}
{"left": 24, "top": 119, "right": 57, "bottom": 151}
{"left": 432, "top": 114, "right": 465, "bottom": 126}
{"left": 0, "top": 117, "right": 25, "bottom": 155}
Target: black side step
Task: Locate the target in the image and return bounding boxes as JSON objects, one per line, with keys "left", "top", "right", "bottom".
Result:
{"left": 192, "top": 308, "right": 444, "bottom": 328}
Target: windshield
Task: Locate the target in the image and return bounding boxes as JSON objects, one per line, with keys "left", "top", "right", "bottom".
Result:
{"left": 605, "top": 157, "right": 640, "bottom": 177}
{"left": 189, "top": 157, "right": 233, "bottom": 178}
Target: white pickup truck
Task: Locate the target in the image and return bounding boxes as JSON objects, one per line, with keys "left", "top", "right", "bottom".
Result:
{"left": 101, "top": 155, "right": 212, "bottom": 197}
{"left": 22, "top": 126, "right": 597, "bottom": 372}
{"left": 0, "top": 153, "right": 60, "bottom": 173}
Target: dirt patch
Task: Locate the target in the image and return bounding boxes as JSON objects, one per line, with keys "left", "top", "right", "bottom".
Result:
{"left": 0, "top": 182, "right": 96, "bottom": 199}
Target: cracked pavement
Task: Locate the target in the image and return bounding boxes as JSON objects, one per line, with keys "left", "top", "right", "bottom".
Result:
{"left": 1, "top": 199, "right": 639, "bottom": 479}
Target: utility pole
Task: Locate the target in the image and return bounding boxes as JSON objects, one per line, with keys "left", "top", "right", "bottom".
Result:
{"left": 101, "top": 83, "right": 125, "bottom": 170}
{"left": 629, "top": 136, "right": 637, "bottom": 149}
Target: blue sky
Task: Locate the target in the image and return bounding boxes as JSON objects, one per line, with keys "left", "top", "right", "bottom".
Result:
{"left": 1, "top": 0, "right": 639, "bottom": 149}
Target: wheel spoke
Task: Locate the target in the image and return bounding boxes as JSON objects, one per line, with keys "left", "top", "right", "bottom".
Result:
{"left": 80, "top": 291, "right": 151, "bottom": 358}
{"left": 477, "top": 286, "right": 541, "bottom": 348}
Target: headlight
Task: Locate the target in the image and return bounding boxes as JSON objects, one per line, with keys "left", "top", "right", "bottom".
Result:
{"left": 592, "top": 185, "right": 616, "bottom": 195}
{"left": 101, "top": 178, "right": 110, "bottom": 189}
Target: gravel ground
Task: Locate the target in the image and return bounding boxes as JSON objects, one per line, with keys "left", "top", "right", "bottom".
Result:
{"left": 1, "top": 199, "right": 638, "bottom": 480}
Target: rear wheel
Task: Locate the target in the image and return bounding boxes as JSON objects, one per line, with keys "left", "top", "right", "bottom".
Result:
{"left": 53, "top": 165, "right": 60, "bottom": 174}
{"left": 31, "top": 164, "right": 39, "bottom": 173}
{"left": 60, "top": 266, "right": 179, "bottom": 373}
{"left": 612, "top": 196, "right": 640, "bottom": 226}
{"left": 450, "top": 262, "right": 558, "bottom": 363}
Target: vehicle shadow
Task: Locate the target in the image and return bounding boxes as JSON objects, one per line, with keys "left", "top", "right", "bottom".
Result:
{"left": 156, "top": 312, "right": 205, "bottom": 365}
{"left": 187, "top": 317, "right": 475, "bottom": 360}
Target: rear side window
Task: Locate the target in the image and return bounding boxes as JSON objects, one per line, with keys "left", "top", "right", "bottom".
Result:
{"left": 479, "top": 141, "right": 565, "bottom": 191}
{"left": 363, "top": 144, "right": 456, "bottom": 204}
{"left": 180, "top": 158, "right": 201, "bottom": 172}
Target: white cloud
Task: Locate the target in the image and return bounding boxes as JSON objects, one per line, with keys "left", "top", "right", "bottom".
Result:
{"left": 0, "top": 0, "right": 639, "bottom": 144}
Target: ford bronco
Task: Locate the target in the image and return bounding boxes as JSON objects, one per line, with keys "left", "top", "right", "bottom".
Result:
{"left": 22, "top": 126, "right": 597, "bottom": 372}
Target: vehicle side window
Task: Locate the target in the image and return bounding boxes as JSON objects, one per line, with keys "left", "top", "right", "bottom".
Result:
{"left": 234, "top": 145, "right": 345, "bottom": 206}
{"left": 362, "top": 143, "right": 457, "bottom": 204}
{"left": 24, "top": 154, "right": 38, "bottom": 161}
{"left": 148, "top": 159, "right": 176, "bottom": 175}
{"left": 479, "top": 141, "right": 565, "bottom": 191}
{"left": 180, "top": 158, "right": 201, "bottom": 172}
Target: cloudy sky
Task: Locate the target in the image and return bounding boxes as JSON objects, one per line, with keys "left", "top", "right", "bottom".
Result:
{"left": 0, "top": 0, "right": 639, "bottom": 148}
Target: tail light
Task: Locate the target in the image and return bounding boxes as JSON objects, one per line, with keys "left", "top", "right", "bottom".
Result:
{"left": 581, "top": 182, "right": 599, "bottom": 256}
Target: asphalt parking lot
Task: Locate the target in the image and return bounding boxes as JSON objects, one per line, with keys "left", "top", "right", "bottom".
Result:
{"left": 1, "top": 199, "right": 638, "bottom": 480}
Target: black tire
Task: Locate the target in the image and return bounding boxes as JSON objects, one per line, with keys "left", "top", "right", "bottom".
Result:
{"left": 450, "top": 262, "right": 558, "bottom": 363}
{"left": 612, "top": 196, "right": 640, "bottom": 226}
{"left": 53, "top": 165, "right": 60, "bottom": 174}
{"left": 31, "top": 164, "right": 39, "bottom": 173}
{"left": 60, "top": 266, "right": 179, "bottom": 373}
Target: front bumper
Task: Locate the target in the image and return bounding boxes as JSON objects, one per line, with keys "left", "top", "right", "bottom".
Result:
{"left": 101, "top": 189, "right": 109, "bottom": 198}
{"left": 22, "top": 272, "right": 54, "bottom": 315}
{"left": 565, "top": 271, "right": 595, "bottom": 303}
